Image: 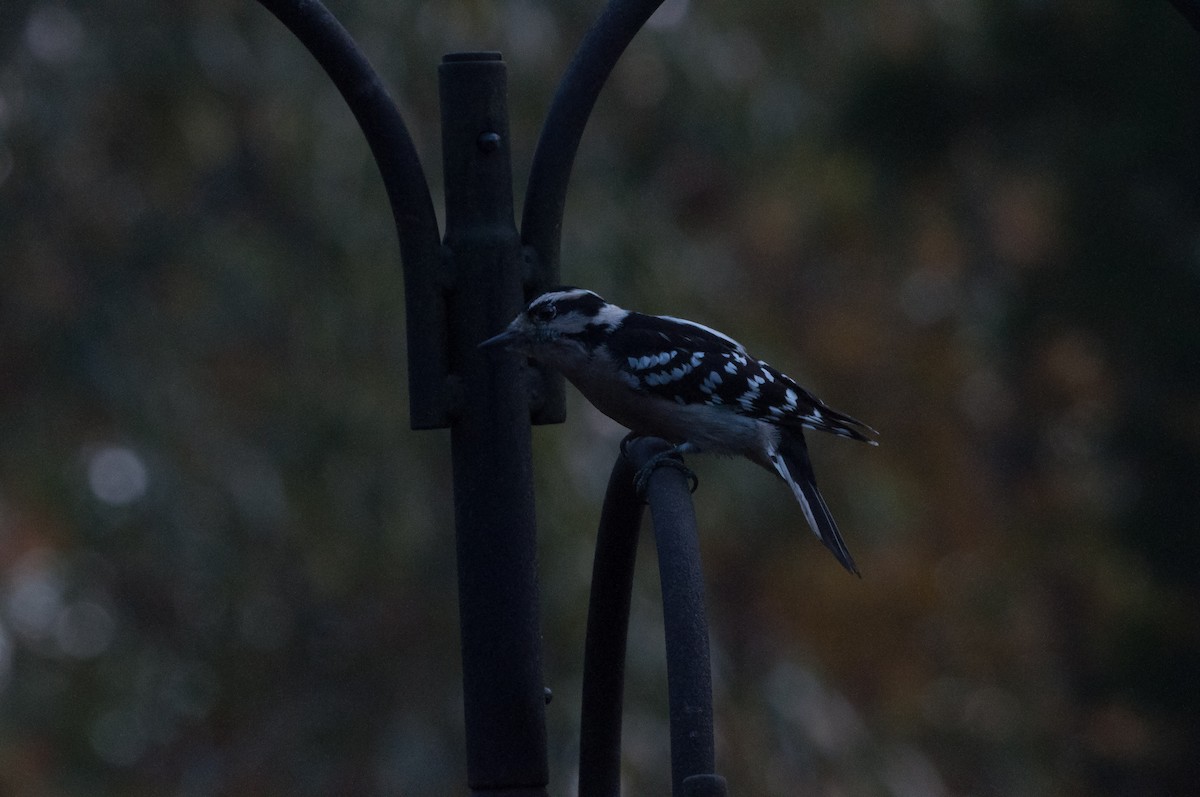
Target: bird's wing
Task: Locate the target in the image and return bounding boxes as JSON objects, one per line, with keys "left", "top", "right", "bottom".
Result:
{"left": 608, "top": 313, "right": 876, "bottom": 444}
{"left": 606, "top": 313, "right": 750, "bottom": 404}
{"left": 750, "top": 362, "right": 878, "bottom": 444}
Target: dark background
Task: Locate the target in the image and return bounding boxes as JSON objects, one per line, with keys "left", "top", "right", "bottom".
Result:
{"left": 1, "top": 0, "right": 1197, "bottom": 794}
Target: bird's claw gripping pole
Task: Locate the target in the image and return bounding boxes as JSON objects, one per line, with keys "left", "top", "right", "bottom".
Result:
{"left": 620, "top": 434, "right": 700, "bottom": 498}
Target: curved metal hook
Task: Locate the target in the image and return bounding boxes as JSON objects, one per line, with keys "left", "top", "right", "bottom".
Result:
{"left": 521, "top": 0, "right": 669, "bottom": 285}
{"left": 581, "top": 437, "right": 727, "bottom": 796}
{"left": 255, "top": 0, "right": 448, "bottom": 429}
{"left": 520, "top": 0, "right": 668, "bottom": 425}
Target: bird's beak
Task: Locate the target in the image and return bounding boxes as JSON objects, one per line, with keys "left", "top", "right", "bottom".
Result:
{"left": 478, "top": 327, "right": 521, "bottom": 350}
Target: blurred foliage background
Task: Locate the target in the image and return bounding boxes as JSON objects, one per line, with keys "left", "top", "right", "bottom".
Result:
{"left": 1, "top": 0, "right": 1198, "bottom": 795}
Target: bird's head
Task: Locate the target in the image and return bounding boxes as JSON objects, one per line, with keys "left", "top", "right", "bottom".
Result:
{"left": 479, "top": 287, "right": 626, "bottom": 365}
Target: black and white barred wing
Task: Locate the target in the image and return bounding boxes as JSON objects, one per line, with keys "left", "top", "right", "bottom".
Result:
{"left": 611, "top": 313, "right": 876, "bottom": 445}
{"left": 607, "top": 313, "right": 750, "bottom": 403}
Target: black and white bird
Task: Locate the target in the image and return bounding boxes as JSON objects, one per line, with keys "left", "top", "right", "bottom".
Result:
{"left": 480, "top": 288, "right": 877, "bottom": 575}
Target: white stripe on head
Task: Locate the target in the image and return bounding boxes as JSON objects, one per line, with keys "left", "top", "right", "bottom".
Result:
{"left": 592, "top": 302, "right": 627, "bottom": 328}
{"left": 528, "top": 288, "right": 628, "bottom": 334}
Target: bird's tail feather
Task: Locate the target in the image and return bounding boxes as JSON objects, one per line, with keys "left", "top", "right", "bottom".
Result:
{"left": 795, "top": 403, "right": 878, "bottom": 446}
{"left": 768, "top": 433, "right": 861, "bottom": 576}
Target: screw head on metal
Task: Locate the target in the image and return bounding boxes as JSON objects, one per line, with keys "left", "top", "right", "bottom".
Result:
{"left": 477, "top": 131, "right": 502, "bottom": 152}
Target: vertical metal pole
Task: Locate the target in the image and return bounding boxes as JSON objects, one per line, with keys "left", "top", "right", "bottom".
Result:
{"left": 440, "top": 51, "right": 549, "bottom": 796}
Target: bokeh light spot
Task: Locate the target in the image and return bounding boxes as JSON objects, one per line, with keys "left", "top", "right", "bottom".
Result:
{"left": 90, "top": 708, "right": 147, "bottom": 767}
{"left": 0, "top": 623, "right": 12, "bottom": 692}
{"left": 5, "top": 550, "right": 66, "bottom": 640}
{"left": 87, "top": 446, "right": 149, "bottom": 507}
{"left": 24, "top": 4, "right": 84, "bottom": 64}
{"left": 54, "top": 601, "right": 115, "bottom": 659}
{"left": 647, "top": 0, "right": 689, "bottom": 29}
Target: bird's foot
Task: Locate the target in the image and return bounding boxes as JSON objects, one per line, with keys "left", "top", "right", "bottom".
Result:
{"left": 620, "top": 437, "right": 698, "bottom": 499}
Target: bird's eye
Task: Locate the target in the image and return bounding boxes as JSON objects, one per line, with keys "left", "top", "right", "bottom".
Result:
{"left": 530, "top": 303, "right": 557, "bottom": 323}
